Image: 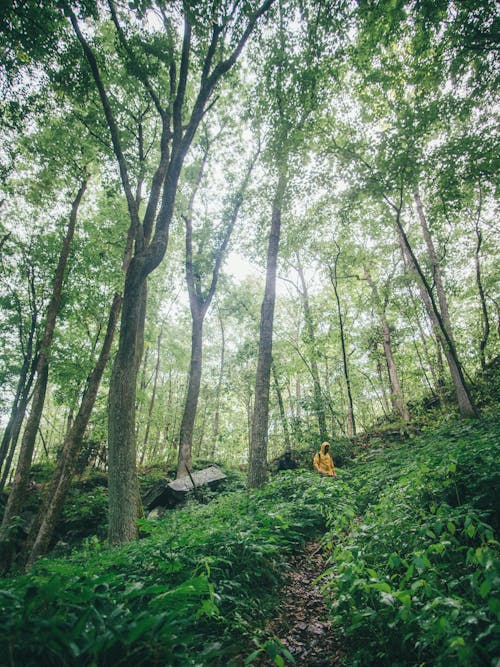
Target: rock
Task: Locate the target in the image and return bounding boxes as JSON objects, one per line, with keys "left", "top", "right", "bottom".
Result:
{"left": 142, "top": 465, "right": 227, "bottom": 510}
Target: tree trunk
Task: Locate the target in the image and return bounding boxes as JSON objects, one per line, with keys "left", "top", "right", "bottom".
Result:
{"left": 140, "top": 327, "right": 162, "bottom": 465}
{"left": 396, "top": 198, "right": 477, "bottom": 417}
{"left": 177, "top": 314, "right": 204, "bottom": 477}
{"left": 364, "top": 266, "right": 410, "bottom": 421}
{"left": 474, "top": 221, "right": 490, "bottom": 370}
{"left": 107, "top": 261, "right": 146, "bottom": 544}
{"left": 0, "top": 178, "right": 88, "bottom": 571}
{"left": 0, "top": 295, "right": 37, "bottom": 481}
{"left": 176, "top": 148, "right": 255, "bottom": 479}
{"left": 0, "top": 349, "right": 38, "bottom": 493}
{"left": 405, "top": 281, "right": 444, "bottom": 400}
{"left": 211, "top": 310, "right": 225, "bottom": 459}
{"left": 25, "top": 293, "right": 122, "bottom": 566}
{"left": 328, "top": 251, "right": 356, "bottom": 436}
{"left": 414, "top": 189, "right": 455, "bottom": 341}
{"left": 271, "top": 361, "right": 291, "bottom": 451}
{"left": 296, "top": 262, "right": 328, "bottom": 440}
{"left": 248, "top": 170, "right": 286, "bottom": 488}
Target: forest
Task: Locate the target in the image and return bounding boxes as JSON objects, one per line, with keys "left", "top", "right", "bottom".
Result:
{"left": 0, "top": 0, "right": 499, "bottom": 665}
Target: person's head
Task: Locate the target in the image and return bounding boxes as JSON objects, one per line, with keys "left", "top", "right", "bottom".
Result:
{"left": 321, "top": 441, "right": 330, "bottom": 454}
{"left": 284, "top": 450, "right": 291, "bottom": 458}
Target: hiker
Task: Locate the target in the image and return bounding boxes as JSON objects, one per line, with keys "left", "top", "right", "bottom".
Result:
{"left": 277, "top": 450, "right": 298, "bottom": 471}
{"left": 313, "top": 442, "right": 337, "bottom": 478}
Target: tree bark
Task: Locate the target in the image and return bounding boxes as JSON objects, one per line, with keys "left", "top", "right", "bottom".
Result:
{"left": 395, "top": 192, "right": 477, "bottom": 417}
{"left": 296, "top": 261, "right": 328, "bottom": 440}
{"left": 474, "top": 219, "right": 490, "bottom": 370}
{"left": 271, "top": 361, "right": 291, "bottom": 451}
{"left": 25, "top": 293, "right": 122, "bottom": 566}
{"left": 107, "top": 261, "right": 146, "bottom": 544}
{"left": 211, "top": 309, "right": 225, "bottom": 459}
{"left": 140, "top": 327, "right": 162, "bottom": 465}
{"left": 177, "top": 314, "right": 204, "bottom": 477}
{"left": 364, "top": 266, "right": 410, "bottom": 421}
{"left": 328, "top": 250, "right": 356, "bottom": 436}
{"left": 0, "top": 177, "right": 88, "bottom": 571}
{"left": 248, "top": 169, "right": 286, "bottom": 488}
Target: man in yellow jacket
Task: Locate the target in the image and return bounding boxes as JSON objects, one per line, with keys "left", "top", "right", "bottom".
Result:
{"left": 313, "top": 442, "right": 337, "bottom": 478}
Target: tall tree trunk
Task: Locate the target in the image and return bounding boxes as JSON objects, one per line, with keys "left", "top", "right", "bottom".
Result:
{"left": 0, "top": 178, "right": 88, "bottom": 571}
{"left": 405, "top": 281, "right": 444, "bottom": 400}
{"left": 414, "top": 189, "right": 455, "bottom": 341}
{"left": 107, "top": 261, "right": 146, "bottom": 544}
{"left": 296, "top": 261, "right": 328, "bottom": 440}
{"left": 474, "top": 220, "right": 490, "bottom": 370}
{"left": 177, "top": 314, "right": 204, "bottom": 477}
{"left": 364, "top": 266, "right": 410, "bottom": 421}
{"left": 176, "top": 149, "right": 255, "bottom": 478}
{"left": 160, "top": 368, "right": 175, "bottom": 463}
{"left": 248, "top": 170, "right": 286, "bottom": 488}
{"left": 25, "top": 293, "right": 122, "bottom": 566}
{"left": 328, "top": 251, "right": 356, "bottom": 436}
{"left": 140, "top": 327, "right": 162, "bottom": 465}
{"left": 0, "top": 350, "right": 38, "bottom": 494}
{"left": 395, "top": 197, "right": 476, "bottom": 417}
{"left": 211, "top": 310, "right": 225, "bottom": 459}
{"left": 0, "top": 274, "right": 38, "bottom": 481}
{"left": 271, "top": 361, "right": 291, "bottom": 451}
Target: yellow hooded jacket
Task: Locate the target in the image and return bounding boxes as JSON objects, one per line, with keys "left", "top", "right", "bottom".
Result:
{"left": 313, "top": 442, "right": 336, "bottom": 476}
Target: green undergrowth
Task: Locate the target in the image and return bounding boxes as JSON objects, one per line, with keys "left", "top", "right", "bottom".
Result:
{"left": 1, "top": 413, "right": 498, "bottom": 666}
{"left": 321, "top": 411, "right": 500, "bottom": 667}
{"left": 0, "top": 471, "right": 349, "bottom": 666}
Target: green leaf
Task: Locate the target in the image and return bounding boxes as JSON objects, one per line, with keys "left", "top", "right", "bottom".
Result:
{"left": 479, "top": 580, "right": 491, "bottom": 598}
{"left": 465, "top": 523, "right": 476, "bottom": 539}
{"left": 245, "top": 648, "right": 263, "bottom": 664}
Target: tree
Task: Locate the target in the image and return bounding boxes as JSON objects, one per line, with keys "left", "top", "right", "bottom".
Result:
{"left": 364, "top": 265, "right": 410, "bottom": 422}
{"left": 294, "top": 258, "right": 328, "bottom": 441}
{"left": 0, "top": 176, "right": 88, "bottom": 571}
{"left": 327, "top": 247, "right": 356, "bottom": 436}
{"left": 0, "top": 254, "right": 39, "bottom": 492}
{"left": 248, "top": 0, "right": 335, "bottom": 486}
{"left": 58, "top": 0, "right": 276, "bottom": 541}
{"left": 176, "top": 133, "right": 258, "bottom": 478}
{"left": 25, "top": 291, "right": 122, "bottom": 566}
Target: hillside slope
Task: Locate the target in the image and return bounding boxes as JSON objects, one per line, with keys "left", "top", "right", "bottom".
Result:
{"left": 0, "top": 412, "right": 498, "bottom": 666}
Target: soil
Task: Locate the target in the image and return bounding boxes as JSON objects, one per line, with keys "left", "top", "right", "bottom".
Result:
{"left": 260, "top": 539, "right": 344, "bottom": 666}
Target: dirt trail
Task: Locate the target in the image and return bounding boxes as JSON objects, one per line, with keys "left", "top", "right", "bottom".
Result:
{"left": 262, "top": 540, "right": 344, "bottom": 666}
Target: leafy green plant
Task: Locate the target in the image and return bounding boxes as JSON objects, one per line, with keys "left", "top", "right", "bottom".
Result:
{"left": 321, "top": 413, "right": 500, "bottom": 666}
{"left": 0, "top": 470, "right": 344, "bottom": 665}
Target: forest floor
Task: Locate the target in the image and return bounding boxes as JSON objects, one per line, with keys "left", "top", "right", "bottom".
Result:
{"left": 259, "top": 539, "right": 344, "bottom": 666}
